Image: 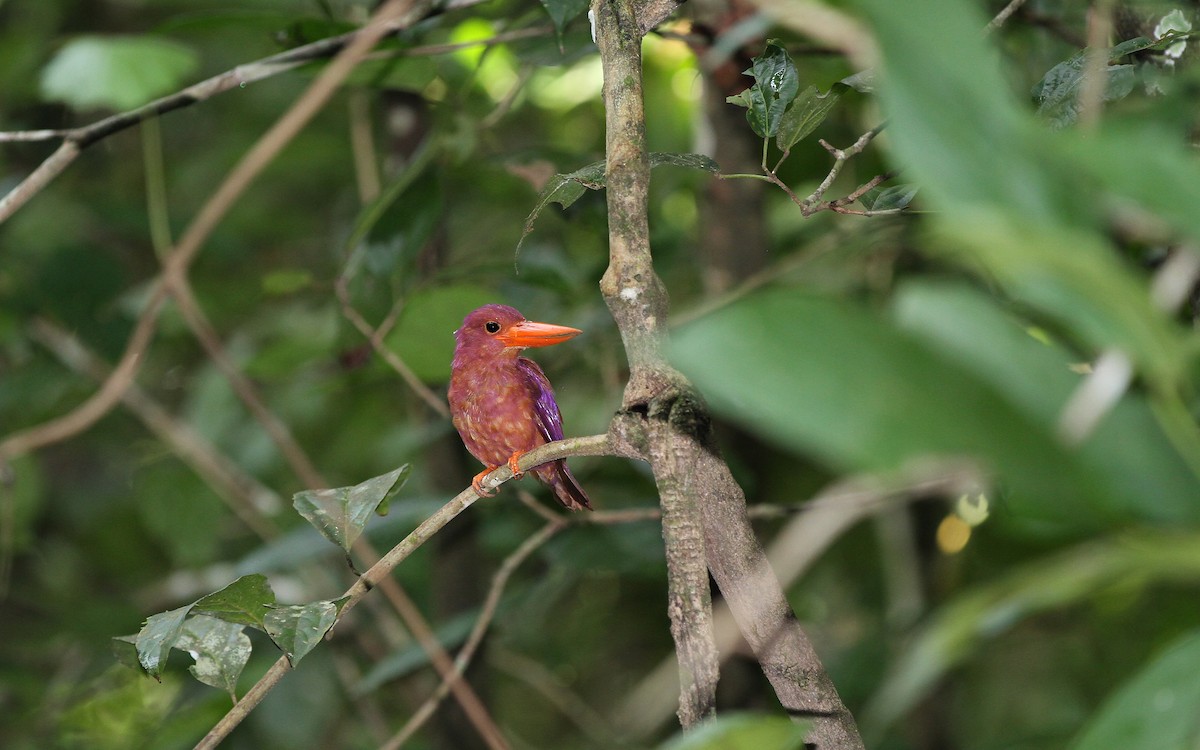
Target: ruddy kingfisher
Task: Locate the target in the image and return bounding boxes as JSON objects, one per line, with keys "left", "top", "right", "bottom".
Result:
{"left": 448, "top": 304, "right": 591, "bottom": 511}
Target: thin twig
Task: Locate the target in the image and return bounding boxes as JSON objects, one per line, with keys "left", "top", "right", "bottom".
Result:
{"left": 0, "top": 0, "right": 426, "bottom": 464}
{"left": 986, "top": 0, "right": 1032, "bottom": 32}
{"left": 27, "top": 318, "right": 283, "bottom": 537}
{"left": 335, "top": 278, "right": 451, "bottom": 417}
{"left": 799, "top": 125, "right": 887, "bottom": 215}
{"left": 381, "top": 519, "right": 567, "bottom": 750}
{"left": 166, "top": 276, "right": 329, "bottom": 489}
{"left": 0, "top": 0, "right": 495, "bottom": 225}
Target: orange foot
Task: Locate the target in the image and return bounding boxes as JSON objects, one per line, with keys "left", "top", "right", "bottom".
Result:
{"left": 507, "top": 451, "right": 526, "bottom": 480}
{"left": 472, "top": 467, "right": 500, "bottom": 497}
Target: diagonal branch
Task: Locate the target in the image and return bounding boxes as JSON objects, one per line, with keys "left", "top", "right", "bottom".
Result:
{"left": 194, "top": 433, "right": 618, "bottom": 748}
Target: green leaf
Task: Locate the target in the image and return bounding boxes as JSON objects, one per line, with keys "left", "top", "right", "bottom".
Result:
{"left": 176, "top": 616, "right": 252, "bottom": 700}
{"left": 516, "top": 153, "right": 718, "bottom": 254}
{"left": 671, "top": 290, "right": 1128, "bottom": 532}
{"left": 263, "top": 599, "right": 345, "bottom": 666}
{"left": 739, "top": 41, "right": 800, "bottom": 138}
{"left": 383, "top": 286, "right": 494, "bottom": 383}
{"left": 1032, "top": 37, "right": 1152, "bottom": 129}
{"left": 1072, "top": 630, "right": 1200, "bottom": 750}
{"left": 111, "top": 635, "right": 141, "bottom": 671}
{"left": 293, "top": 465, "right": 411, "bottom": 552}
{"left": 192, "top": 574, "right": 277, "bottom": 631}
{"left": 775, "top": 83, "right": 845, "bottom": 152}
{"left": 658, "top": 713, "right": 810, "bottom": 750}
{"left": 135, "top": 604, "right": 192, "bottom": 678}
{"left": 931, "top": 215, "right": 1186, "bottom": 391}
{"left": 859, "top": 183, "right": 919, "bottom": 211}
{"left": 539, "top": 0, "right": 590, "bottom": 36}
{"left": 893, "top": 281, "right": 1200, "bottom": 524}
{"left": 865, "top": 532, "right": 1200, "bottom": 737}
{"left": 40, "top": 35, "right": 198, "bottom": 111}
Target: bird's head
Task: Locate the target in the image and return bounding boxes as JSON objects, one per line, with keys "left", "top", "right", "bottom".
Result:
{"left": 454, "top": 304, "right": 582, "bottom": 360}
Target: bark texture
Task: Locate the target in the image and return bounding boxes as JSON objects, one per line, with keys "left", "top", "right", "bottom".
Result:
{"left": 592, "top": 0, "right": 866, "bottom": 745}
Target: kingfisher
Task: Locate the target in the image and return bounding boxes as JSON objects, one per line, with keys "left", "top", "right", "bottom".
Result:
{"left": 448, "top": 304, "right": 591, "bottom": 510}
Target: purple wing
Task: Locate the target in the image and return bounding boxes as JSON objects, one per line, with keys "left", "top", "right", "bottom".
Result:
{"left": 516, "top": 357, "right": 564, "bottom": 444}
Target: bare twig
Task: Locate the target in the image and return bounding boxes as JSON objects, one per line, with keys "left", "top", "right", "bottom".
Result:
{"left": 0, "top": 0, "right": 499, "bottom": 225}
{"left": 27, "top": 318, "right": 283, "bottom": 537}
{"left": 1078, "top": 0, "right": 1115, "bottom": 130}
{"left": 195, "top": 433, "right": 617, "bottom": 748}
{"left": 381, "top": 519, "right": 566, "bottom": 750}
{"left": 335, "top": 277, "right": 451, "bottom": 417}
{"left": 798, "top": 125, "right": 887, "bottom": 215}
{"left": 986, "top": 0, "right": 1032, "bottom": 32}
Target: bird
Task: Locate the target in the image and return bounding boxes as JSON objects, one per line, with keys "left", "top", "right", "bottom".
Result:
{"left": 448, "top": 304, "right": 591, "bottom": 511}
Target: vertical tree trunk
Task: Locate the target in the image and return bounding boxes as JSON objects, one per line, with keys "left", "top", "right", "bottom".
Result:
{"left": 592, "top": 0, "right": 866, "bottom": 745}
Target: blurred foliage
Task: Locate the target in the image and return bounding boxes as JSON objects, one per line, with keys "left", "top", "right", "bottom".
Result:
{"left": 1, "top": 0, "right": 1199, "bottom": 749}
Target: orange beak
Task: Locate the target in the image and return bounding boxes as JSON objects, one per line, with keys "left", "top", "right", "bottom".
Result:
{"left": 498, "top": 320, "right": 582, "bottom": 348}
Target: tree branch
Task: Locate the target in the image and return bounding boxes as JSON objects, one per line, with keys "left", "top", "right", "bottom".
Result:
{"left": 593, "top": 0, "right": 720, "bottom": 728}
{"left": 194, "top": 433, "right": 618, "bottom": 748}
{"left": 592, "top": 0, "right": 865, "bottom": 744}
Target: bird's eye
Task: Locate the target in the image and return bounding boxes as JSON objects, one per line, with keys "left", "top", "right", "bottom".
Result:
{"left": 485, "top": 321, "right": 501, "bottom": 334}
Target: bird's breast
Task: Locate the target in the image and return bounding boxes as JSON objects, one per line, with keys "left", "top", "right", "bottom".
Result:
{"left": 449, "top": 360, "right": 543, "bottom": 466}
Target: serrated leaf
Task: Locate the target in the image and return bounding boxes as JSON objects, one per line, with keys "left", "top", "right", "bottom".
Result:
{"left": 293, "top": 465, "right": 411, "bottom": 552}
{"left": 659, "top": 713, "right": 810, "bottom": 749}
{"left": 1032, "top": 37, "right": 1163, "bottom": 128}
{"left": 40, "top": 35, "right": 198, "bottom": 111}
{"left": 776, "top": 84, "right": 845, "bottom": 152}
{"left": 860, "top": 184, "right": 919, "bottom": 211}
{"left": 135, "top": 604, "right": 192, "bottom": 678}
{"left": 192, "top": 574, "right": 277, "bottom": 631}
{"left": 111, "top": 635, "right": 141, "bottom": 671}
{"left": 740, "top": 41, "right": 800, "bottom": 138}
{"left": 516, "top": 153, "right": 719, "bottom": 254}
{"left": 176, "top": 616, "right": 252, "bottom": 700}
{"left": 263, "top": 600, "right": 342, "bottom": 666}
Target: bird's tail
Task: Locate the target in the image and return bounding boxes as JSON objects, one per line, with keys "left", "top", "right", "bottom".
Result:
{"left": 534, "top": 460, "right": 591, "bottom": 511}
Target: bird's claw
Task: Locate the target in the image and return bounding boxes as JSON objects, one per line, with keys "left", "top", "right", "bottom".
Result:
{"left": 507, "top": 452, "right": 525, "bottom": 480}
{"left": 472, "top": 468, "right": 499, "bottom": 497}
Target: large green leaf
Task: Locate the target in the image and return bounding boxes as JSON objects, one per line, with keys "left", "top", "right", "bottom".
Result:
{"left": 1071, "top": 629, "right": 1200, "bottom": 750}
{"left": 293, "top": 465, "right": 411, "bottom": 552}
{"left": 864, "top": 533, "right": 1200, "bottom": 739}
{"left": 671, "top": 291, "right": 1127, "bottom": 532}
{"left": 893, "top": 280, "right": 1200, "bottom": 522}
{"left": 740, "top": 41, "right": 800, "bottom": 139}
{"left": 40, "top": 35, "right": 198, "bottom": 111}
{"left": 856, "top": 0, "right": 1191, "bottom": 393}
